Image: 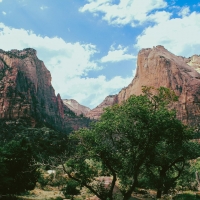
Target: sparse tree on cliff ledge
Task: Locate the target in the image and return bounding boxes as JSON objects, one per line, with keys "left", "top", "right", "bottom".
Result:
{"left": 62, "top": 86, "right": 200, "bottom": 200}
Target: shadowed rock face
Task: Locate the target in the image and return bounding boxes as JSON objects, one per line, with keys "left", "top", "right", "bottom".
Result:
{"left": 0, "top": 48, "right": 90, "bottom": 132}
{"left": 117, "top": 45, "right": 200, "bottom": 126}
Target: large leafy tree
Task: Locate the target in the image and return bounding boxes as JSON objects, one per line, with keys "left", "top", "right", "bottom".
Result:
{"left": 61, "top": 87, "right": 199, "bottom": 200}
{"left": 0, "top": 138, "right": 38, "bottom": 195}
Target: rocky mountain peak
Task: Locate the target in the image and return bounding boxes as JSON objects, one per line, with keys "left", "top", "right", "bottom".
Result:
{"left": 86, "top": 46, "right": 200, "bottom": 127}
{"left": 63, "top": 99, "right": 91, "bottom": 116}
{"left": 86, "top": 95, "right": 118, "bottom": 119}
{"left": 117, "top": 45, "right": 200, "bottom": 126}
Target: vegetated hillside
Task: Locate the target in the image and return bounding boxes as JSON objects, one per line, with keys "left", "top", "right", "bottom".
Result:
{"left": 87, "top": 45, "right": 200, "bottom": 127}
{"left": 0, "top": 48, "right": 91, "bottom": 133}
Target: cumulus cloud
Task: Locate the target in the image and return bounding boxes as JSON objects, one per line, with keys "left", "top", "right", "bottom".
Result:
{"left": 61, "top": 75, "right": 133, "bottom": 108}
{"left": 178, "top": 6, "right": 190, "bottom": 17}
{"left": 0, "top": 23, "right": 98, "bottom": 78}
{"left": 135, "top": 12, "right": 200, "bottom": 57}
{"left": 101, "top": 45, "right": 136, "bottom": 62}
{"left": 79, "top": 0, "right": 169, "bottom": 26}
{"left": 0, "top": 23, "right": 132, "bottom": 108}
{"left": 2, "top": 11, "right": 6, "bottom": 15}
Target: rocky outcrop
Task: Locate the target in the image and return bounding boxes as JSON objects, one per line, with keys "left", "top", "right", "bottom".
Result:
{"left": 86, "top": 95, "right": 118, "bottom": 120}
{"left": 0, "top": 48, "right": 90, "bottom": 132}
{"left": 63, "top": 99, "right": 91, "bottom": 116}
{"left": 117, "top": 45, "right": 200, "bottom": 126}
{"left": 185, "top": 55, "right": 200, "bottom": 73}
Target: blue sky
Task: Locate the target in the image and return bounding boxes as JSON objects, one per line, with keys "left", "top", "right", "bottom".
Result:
{"left": 0, "top": 0, "right": 200, "bottom": 108}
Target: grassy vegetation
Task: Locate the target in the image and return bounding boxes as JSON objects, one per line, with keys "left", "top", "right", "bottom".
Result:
{"left": 173, "top": 193, "right": 197, "bottom": 200}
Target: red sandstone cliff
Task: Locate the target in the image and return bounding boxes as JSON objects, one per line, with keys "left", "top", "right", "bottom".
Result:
{"left": 117, "top": 45, "right": 200, "bottom": 126}
{"left": 0, "top": 48, "right": 90, "bottom": 132}
{"left": 87, "top": 46, "right": 200, "bottom": 127}
{"left": 86, "top": 95, "right": 118, "bottom": 119}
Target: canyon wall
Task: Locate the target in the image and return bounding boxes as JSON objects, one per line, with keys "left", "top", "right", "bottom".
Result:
{"left": 0, "top": 48, "right": 90, "bottom": 132}
{"left": 87, "top": 46, "right": 200, "bottom": 127}
{"left": 117, "top": 45, "right": 200, "bottom": 126}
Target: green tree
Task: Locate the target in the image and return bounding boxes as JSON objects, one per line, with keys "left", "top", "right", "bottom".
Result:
{"left": 63, "top": 179, "right": 81, "bottom": 200}
{"left": 60, "top": 87, "right": 198, "bottom": 200}
{"left": 0, "top": 138, "right": 38, "bottom": 195}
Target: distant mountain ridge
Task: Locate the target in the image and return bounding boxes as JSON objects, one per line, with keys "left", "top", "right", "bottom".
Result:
{"left": 63, "top": 99, "right": 91, "bottom": 117}
{"left": 85, "top": 95, "right": 118, "bottom": 119}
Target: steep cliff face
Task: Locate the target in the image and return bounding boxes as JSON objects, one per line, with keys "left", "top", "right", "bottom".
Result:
{"left": 63, "top": 99, "right": 91, "bottom": 116}
{"left": 86, "top": 95, "right": 118, "bottom": 119}
{"left": 0, "top": 48, "right": 90, "bottom": 132}
{"left": 117, "top": 45, "right": 200, "bottom": 126}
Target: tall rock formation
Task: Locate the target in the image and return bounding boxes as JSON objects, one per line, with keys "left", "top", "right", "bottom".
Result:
{"left": 63, "top": 99, "right": 91, "bottom": 116}
{"left": 117, "top": 45, "right": 200, "bottom": 126}
{"left": 87, "top": 46, "right": 200, "bottom": 127}
{"left": 0, "top": 48, "right": 90, "bottom": 132}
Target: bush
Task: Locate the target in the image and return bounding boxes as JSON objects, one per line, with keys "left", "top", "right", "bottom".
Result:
{"left": 63, "top": 179, "right": 81, "bottom": 200}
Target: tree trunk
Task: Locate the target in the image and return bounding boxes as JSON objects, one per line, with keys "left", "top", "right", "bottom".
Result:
{"left": 156, "top": 189, "right": 162, "bottom": 199}
{"left": 123, "top": 176, "right": 138, "bottom": 200}
{"left": 196, "top": 171, "right": 200, "bottom": 191}
{"left": 156, "top": 169, "right": 165, "bottom": 198}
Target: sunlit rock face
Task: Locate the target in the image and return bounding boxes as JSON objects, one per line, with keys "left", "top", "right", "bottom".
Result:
{"left": 0, "top": 48, "right": 90, "bottom": 132}
{"left": 63, "top": 99, "right": 91, "bottom": 117}
{"left": 87, "top": 46, "right": 200, "bottom": 126}
{"left": 117, "top": 45, "right": 200, "bottom": 126}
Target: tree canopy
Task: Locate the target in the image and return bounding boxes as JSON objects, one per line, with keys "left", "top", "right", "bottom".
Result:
{"left": 0, "top": 138, "right": 38, "bottom": 195}
{"left": 62, "top": 87, "right": 200, "bottom": 200}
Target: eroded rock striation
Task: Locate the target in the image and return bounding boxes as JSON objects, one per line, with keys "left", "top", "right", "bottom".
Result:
{"left": 0, "top": 48, "right": 90, "bottom": 132}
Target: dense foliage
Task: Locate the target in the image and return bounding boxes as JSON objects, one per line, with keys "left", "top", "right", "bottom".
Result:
{"left": 0, "top": 118, "right": 70, "bottom": 195}
{"left": 61, "top": 87, "right": 200, "bottom": 200}
{"left": 0, "top": 138, "right": 38, "bottom": 194}
{"left": 1, "top": 87, "right": 200, "bottom": 199}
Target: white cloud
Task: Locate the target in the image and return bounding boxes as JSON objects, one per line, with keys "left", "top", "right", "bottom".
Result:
{"left": 101, "top": 45, "right": 136, "bottom": 63}
{"left": 178, "top": 6, "right": 190, "bottom": 17}
{"left": 0, "top": 0, "right": 2, "bottom": 2}
{"left": 135, "top": 12, "right": 200, "bottom": 57}
{"left": 0, "top": 23, "right": 133, "bottom": 108}
{"left": 0, "top": 23, "right": 98, "bottom": 78}
{"left": 80, "top": 0, "right": 169, "bottom": 26}
{"left": 61, "top": 75, "right": 133, "bottom": 108}
{"left": 40, "top": 6, "right": 48, "bottom": 10}
{"left": 2, "top": 11, "right": 6, "bottom": 15}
